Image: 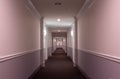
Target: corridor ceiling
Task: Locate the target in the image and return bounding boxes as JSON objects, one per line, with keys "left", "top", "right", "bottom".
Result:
{"left": 31, "top": 0, "right": 85, "bottom": 27}
{"left": 48, "top": 27, "right": 70, "bottom": 32}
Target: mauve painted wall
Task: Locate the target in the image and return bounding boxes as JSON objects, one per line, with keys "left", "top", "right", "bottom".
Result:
{"left": 0, "top": 0, "right": 41, "bottom": 79}
{"left": 77, "top": 0, "right": 120, "bottom": 57}
{"left": 77, "top": 0, "right": 120, "bottom": 79}
{"left": 0, "top": 51, "right": 40, "bottom": 79}
{"left": 78, "top": 51, "right": 120, "bottom": 79}
{"left": 0, "top": 0, "right": 40, "bottom": 57}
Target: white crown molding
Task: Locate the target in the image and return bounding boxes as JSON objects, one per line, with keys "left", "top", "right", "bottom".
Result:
{"left": 25, "top": 0, "right": 41, "bottom": 19}
{"left": 76, "top": 0, "right": 96, "bottom": 18}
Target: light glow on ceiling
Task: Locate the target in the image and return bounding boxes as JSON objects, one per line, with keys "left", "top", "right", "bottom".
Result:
{"left": 57, "top": 19, "right": 61, "bottom": 22}
{"left": 58, "top": 30, "right": 61, "bottom": 32}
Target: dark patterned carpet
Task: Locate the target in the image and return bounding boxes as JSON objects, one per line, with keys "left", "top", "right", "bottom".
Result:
{"left": 29, "top": 48, "right": 86, "bottom": 79}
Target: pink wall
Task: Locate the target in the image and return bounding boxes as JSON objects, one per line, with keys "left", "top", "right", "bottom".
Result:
{"left": 0, "top": 0, "right": 40, "bottom": 57}
{"left": 77, "top": 0, "right": 120, "bottom": 57}
{"left": 0, "top": 1, "right": 41, "bottom": 79}
{"left": 77, "top": 1, "right": 120, "bottom": 78}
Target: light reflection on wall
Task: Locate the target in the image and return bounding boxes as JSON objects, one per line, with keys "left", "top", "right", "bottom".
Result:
{"left": 71, "top": 23, "right": 75, "bottom": 65}
{"left": 43, "top": 23, "right": 48, "bottom": 64}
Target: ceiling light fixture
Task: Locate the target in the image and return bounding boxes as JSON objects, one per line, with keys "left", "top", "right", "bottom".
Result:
{"left": 54, "top": 2, "right": 62, "bottom": 5}
{"left": 58, "top": 30, "right": 61, "bottom": 32}
{"left": 57, "top": 19, "right": 61, "bottom": 22}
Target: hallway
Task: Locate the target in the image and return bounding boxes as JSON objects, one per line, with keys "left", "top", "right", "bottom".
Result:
{"left": 30, "top": 48, "right": 86, "bottom": 79}
{"left": 1, "top": 0, "right": 120, "bottom": 79}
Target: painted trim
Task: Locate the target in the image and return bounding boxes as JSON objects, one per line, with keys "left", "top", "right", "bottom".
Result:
{"left": 88, "top": 0, "right": 96, "bottom": 9}
{"left": 76, "top": 0, "right": 96, "bottom": 18}
{"left": 76, "top": 0, "right": 90, "bottom": 18}
{"left": 0, "top": 49, "right": 40, "bottom": 63}
{"left": 25, "top": 0, "right": 41, "bottom": 19}
{"left": 80, "top": 49, "right": 120, "bottom": 64}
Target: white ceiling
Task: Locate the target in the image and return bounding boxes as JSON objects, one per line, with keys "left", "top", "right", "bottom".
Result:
{"left": 31, "top": 0, "right": 85, "bottom": 27}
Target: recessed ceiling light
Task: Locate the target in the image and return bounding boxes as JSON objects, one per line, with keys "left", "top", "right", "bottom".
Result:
{"left": 57, "top": 19, "right": 61, "bottom": 22}
{"left": 58, "top": 30, "right": 61, "bottom": 32}
{"left": 54, "top": 2, "right": 62, "bottom": 5}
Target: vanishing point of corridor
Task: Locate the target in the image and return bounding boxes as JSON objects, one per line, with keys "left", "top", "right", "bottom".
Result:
{"left": 29, "top": 48, "right": 86, "bottom": 79}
